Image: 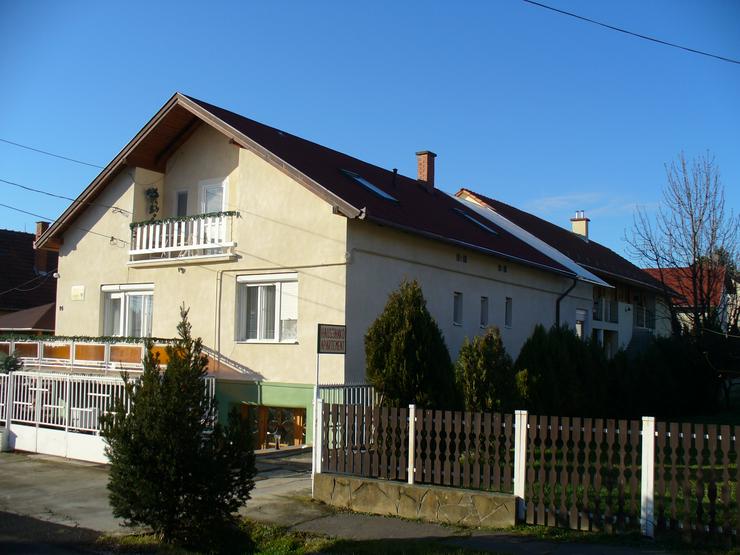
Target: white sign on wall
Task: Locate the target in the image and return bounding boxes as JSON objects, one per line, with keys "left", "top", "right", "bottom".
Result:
{"left": 70, "top": 285, "right": 85, "bottom": 301}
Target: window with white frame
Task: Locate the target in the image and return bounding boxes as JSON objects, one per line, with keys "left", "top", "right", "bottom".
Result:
{"left": 504, "top": 297, "right": 513, "bottom": 328}
{"left": 102, "top": 284, "right": 154, "bottom": 337}
{"left": 480, "top": 296, "right": 489, "bottom": 328}
{"left": 453, "top": 292, "right": 463, "bottom": 325}
{"left": 236, "top": 273, "right": 298, "bottom": 342}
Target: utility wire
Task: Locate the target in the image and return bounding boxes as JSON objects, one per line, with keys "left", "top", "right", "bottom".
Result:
{"left": 0, "top": 138, "right": 104, "bottom": 168}
{"left": 0, "top": 203, "right": 129, "bottom": 245}
{"left": 0, "top": 270, "right": 57, "bottom": 297}
{"left": 520, "top": 0, "right": 740, "bottom": 66}
{"left": 0, "top": 177, "right": 131, "bottom": 215}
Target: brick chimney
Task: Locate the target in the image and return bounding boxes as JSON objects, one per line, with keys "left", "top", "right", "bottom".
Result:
{"left": 416, "top": 150, "right": 436, "bottom": 190}
{"left": 570, "top": 210, "right": 590, "bottom": 239}
{"left": 34, "top": 221, "right": 51, "bottom": 273}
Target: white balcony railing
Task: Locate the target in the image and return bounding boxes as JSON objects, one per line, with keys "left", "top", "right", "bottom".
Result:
{"left": 129, "top": 211, "right": 237, "bottom": 263}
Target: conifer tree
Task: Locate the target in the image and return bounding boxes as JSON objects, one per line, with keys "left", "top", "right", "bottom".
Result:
{"left": 455, "top": 326, "right": 516, "bottom": 413}
{"left": 102, "top": 308, "right": 255, "bottom": 548}
{"left": 365, "top": 280, "right": 455, "bottom": 408}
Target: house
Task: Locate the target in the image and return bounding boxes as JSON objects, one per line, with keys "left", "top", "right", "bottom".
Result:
{"left": 0, "top": 224, "right": 57, "bottom": 321}
{"left": 456, "top": 190, "right": 672, "bottom": 356}
{"left": 0, "top": 302, "right": 55, "bottom": 335}
{"left": 34, "top": 93, "right": 668, "bottom": 444}
{"left": 644, "top": 266, "right": 738, "bottom": 332}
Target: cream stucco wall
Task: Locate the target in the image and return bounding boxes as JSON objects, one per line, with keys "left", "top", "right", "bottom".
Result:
{"left": 56, "top": 125, "right": 348, "bottom": 386}
{"left": 344, "top": 220, "right": 594, "bottom": 381}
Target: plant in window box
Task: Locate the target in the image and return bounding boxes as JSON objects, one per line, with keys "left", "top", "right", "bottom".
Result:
{"left": 145, "top": 187, "right": 160, "bottom": 219}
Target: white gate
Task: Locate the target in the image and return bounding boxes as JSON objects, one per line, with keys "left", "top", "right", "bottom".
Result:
{"left": 2, "top": 371, "right": 215, "bottom": 463}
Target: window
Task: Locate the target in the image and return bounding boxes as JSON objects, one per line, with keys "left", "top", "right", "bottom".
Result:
{"left": 176, "top": 190, "right": 188, "bottom": 217}
{"left": 504, "top": 297, "right": 513, "bottom": 328}
{"left": 200, "top": 179, "right": 225, "bottom": 213}
{"left": 236, "top": 274, "right": 298, "bottom": 342}
{"left": 480, "top": 296, "right": 489, "bottom": 328}
{"left": 102, "top": 284, "right": 154, "bottom": 337}
{"left": 453, "top": 292, "right": 463, "bottom": 325}
{"left": 575, "top": 308, "right": 588, "bottom": 340}
{"left": 453, "top": 208, "right": 498, "bottom": 234}
{"left": 341, "top": 169, "right": 398, "bottom": 202}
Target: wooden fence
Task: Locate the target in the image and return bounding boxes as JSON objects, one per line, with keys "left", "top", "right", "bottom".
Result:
{"left": 316, "top": 402, "right": 740, "bottom": 541}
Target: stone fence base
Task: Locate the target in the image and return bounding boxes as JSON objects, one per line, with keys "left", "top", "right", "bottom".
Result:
{"left": 313, "top": 473, "right": 516, "bottom": 529}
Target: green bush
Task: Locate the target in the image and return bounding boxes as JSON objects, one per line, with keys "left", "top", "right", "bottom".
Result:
{"left": 101, "top": 308, "right": 256, "bottom": 550}
{"left": 455, "top": 326, "right": 517, "bottom": 412}
{"left": 365, "top": 280, "right": 456, "bottom": 408}
{"left": 0, "top": 351, "right": 22, "bottom": 373}
{"left": 514, "top": 324, "right": 607, "bottom": 416}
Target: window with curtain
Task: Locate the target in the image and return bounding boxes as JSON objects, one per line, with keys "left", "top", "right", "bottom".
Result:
{"left": 236, "top": 274, "right": 298, "bottom": 342}
{"left": 102, "top": 286, "right": 154, "bottom": 337}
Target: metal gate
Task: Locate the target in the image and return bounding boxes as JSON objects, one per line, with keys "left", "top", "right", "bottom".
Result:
{"left": 0, "top": 371, "right": 215, "bottom": 463}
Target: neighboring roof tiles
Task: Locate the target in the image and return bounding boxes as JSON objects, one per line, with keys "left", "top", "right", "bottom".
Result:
{"left": 643, "top": 267, "right": 726, "bottom": 307}
{"left": 0, "top": 229, "right": 58, "bottom": 312}
{"left": 457, "top": 189, "right": 667, "bottom": 292}
{"left": 0, "top": 302, "right": 55, "bottom": 332}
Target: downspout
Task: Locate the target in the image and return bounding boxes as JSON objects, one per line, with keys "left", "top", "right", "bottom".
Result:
{"left": 555, "top": 277, "right": 578, "bottom": 327}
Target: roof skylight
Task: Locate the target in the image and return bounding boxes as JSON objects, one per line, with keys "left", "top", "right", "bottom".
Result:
{"left": 341, "top": 170, "right": 397, "bottom": 202}
{"left": 454, "top": 208, "right": 498, "bottom": 235}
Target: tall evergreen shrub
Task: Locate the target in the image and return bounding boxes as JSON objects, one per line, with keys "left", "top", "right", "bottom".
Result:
{"left": 365, "top": 279, "right": 455, "bottom": 408}
{"left": 102, "top": 308, "right": 256, "bottom": 548}
{"left": 455, "top": 326, "right": 517, "bottom": 412}
{"left": 514, "top": 324, "right": 607, "bottom": 415}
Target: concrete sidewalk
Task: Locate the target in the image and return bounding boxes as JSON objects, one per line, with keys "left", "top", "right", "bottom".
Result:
{"left": 0, "top": 451, "right": 675, "bottom": 554}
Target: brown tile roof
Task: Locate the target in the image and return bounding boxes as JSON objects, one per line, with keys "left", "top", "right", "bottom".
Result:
{"left": 0, "top": 229, "right": 58, "bottom": 312}
{"left": 0, "top": 302, "right": 55, "bottom": 332}
{"left": 457, "top": 189, "right": 666, "bottom": 292}
{"left": 643, "top": 267, "right": 726, "bottom": 307}
{"left": 185, "top": 96, "right": 573, "bottom": 277}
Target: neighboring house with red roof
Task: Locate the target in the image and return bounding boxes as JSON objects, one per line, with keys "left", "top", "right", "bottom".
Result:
{"left": 0, "top": 225, "right": 57, "bottom": 333}
{"left": 34, "top": 93, "right": 668, "bottom": 441}
{"left": 643, "top": 266, "right": 735, "bottom": 331}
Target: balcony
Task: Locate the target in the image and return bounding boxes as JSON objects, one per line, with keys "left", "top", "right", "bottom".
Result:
{"left": 129, "top": 211, "right": 238, "bottom": 265}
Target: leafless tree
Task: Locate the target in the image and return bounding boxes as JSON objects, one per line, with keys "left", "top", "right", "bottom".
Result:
{"left": 628, "top": 152, "right": 739, "bottom": 408}
{"left": 628, "top": 151, "right": 738, "bottom": 334}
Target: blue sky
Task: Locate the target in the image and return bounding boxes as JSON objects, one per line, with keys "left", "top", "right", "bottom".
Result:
{"left": 1, "top": 0, "right": 738, "bottom": 261}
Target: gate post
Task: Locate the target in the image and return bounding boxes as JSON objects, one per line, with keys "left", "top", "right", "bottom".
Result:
{"left": 513, "top": 410, "right": 528, "bottom": 522}
{"left": 407, "top": 404, "right": 416, "bottom": 485}
{"left": 640, "top": 416, "right": 656, "bottom": 538}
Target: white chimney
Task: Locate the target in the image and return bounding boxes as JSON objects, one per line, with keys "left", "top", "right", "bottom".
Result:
{"left": 570, "top": 210, "right": 590, "bottom": 239}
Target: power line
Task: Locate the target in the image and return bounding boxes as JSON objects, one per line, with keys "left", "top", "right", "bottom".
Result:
{"left": 520, "top": 0, "right": 740, "bottom": 66}
{"left": 0, "top": 271, "right": 56, "bottom": 297}
{"left": 0, "top": 138, "right": 104, "bottom": 168}
{"left": 0, "top": 203, "right": 129, "bottom": 246}
{"left": 0, "top": 177, "right": 131, "bottom": 215}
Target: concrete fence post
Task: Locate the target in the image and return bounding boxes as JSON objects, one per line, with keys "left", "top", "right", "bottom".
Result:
{"left": 513, "top": 409, "right": 528, "bottom": 522}
{"left": 311, "top": 397, "right": 323, "bottom": 498}
{"left": 640, "top": 416, "right": 656, "bottom": 538}
{"left": 407, "top": 404, "right": 416, "bottom": 485}
{"left": 314, "top": 398, "right": 324, "bottom": 474}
